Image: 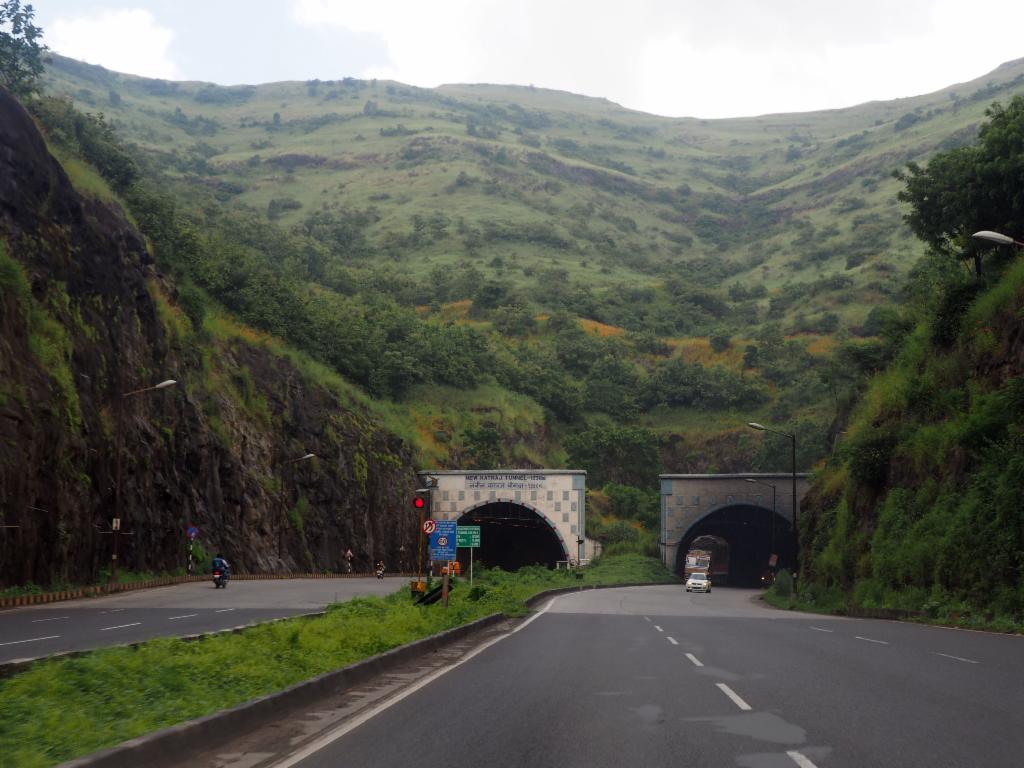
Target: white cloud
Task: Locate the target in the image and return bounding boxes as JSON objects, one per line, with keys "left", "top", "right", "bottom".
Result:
{"left": 289, "top": 0, "right": 1024, "bottom": 118}
{"left": 49, "top": 8, "right": 180, "bottom": 80}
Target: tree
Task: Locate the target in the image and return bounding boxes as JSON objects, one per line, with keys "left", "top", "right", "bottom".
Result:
{"left": 565, "top": 426, "right": 662, "bottom": 487}
{"left": 0, "top": 1, "right": 46, "bottom": 98}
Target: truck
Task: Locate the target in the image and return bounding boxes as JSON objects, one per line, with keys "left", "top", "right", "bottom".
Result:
{"left": 684, "top": 548, "right": 712, "bottom": 580}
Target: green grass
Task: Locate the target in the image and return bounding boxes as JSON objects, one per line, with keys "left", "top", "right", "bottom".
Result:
{"left": 0, "top": 555, "right": 671, "bottom": 767}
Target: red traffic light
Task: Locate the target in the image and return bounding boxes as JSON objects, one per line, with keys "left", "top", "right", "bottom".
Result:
{"left": 413, "top": 496, "right": 426, "bottom": 509}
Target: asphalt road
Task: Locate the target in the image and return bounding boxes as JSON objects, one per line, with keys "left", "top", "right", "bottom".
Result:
{"left": 0, "top": 577, "right": 404, "bottom": 664}
{"left": 270, "top": 585, "right": 1024, "bottom": 768}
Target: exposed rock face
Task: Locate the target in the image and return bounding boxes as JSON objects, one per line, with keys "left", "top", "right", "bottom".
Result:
{"left": 0, "top": 88, "right": 419, "bottom": 586}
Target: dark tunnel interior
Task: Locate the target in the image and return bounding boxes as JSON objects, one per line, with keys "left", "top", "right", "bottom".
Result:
{"left": 455, "top": 502, "right": 567, "bottom": 571}
{"left": 676, "top": 504, "right": 794, "bottom": 586}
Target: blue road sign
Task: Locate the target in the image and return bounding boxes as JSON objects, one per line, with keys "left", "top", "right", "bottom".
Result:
{"left": 186, "top": 526, "right": 199, "bottom": 540}
{"left": 429, "top": 520, "right": 457, "bottom": 561}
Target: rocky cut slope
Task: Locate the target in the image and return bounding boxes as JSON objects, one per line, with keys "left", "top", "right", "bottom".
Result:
{"left": 0, "top": 87, "right": 418, "bottom": 587}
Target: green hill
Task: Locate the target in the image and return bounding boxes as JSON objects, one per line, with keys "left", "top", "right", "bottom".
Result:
{"left": 30, "top": 54, "right": 1024, "bottom": 480}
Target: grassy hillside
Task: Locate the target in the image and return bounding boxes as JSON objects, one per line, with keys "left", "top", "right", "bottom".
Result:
{"left": 30, "top": 55, "right": 1024, "bottom": 482}
{"left": 41, "top": 55, "right": 1024, "bottom": 331}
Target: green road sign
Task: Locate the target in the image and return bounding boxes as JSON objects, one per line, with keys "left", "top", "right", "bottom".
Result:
{"left": 456, "top": 525, "right": 481, "bottom": 548}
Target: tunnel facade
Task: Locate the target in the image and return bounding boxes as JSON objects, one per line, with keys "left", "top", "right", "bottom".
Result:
{"left": 419, "top": 470, "right": 598, "bottom": 570}
{"left": 661, "top": 473, "right": 810, "bottom": 585}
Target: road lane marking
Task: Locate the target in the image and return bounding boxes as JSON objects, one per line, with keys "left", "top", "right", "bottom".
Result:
{"left": 716, "top": 683, "right": 752, "bottom": 711}
{"left": 168, "top": 614, "right": 198, "bottom": 621}
{"left": 855, "top": 636, "right": 889, "bottom": 645}
{"left": 787, "top": 751, "right": 819, "bottom": 768}
{"left": 100, "top": 623, "right": 142, "bottom": 631}
{"left": 215, "top": 608, "right": 236, "bottom": 613}
{"left": 100, "top": 609, "right": 125, "bottom": 614}
{"left": 667, "top": 636, "right": 679, "bottom": 645}
{"left": 0, "top": 635, "right": 60, "bottom": 647}
{"left": 31, "top": 616, "right": 69, "bottom": 623}
{"left": 808, "top": 626, "right": 833, "bottom": 633}
{"left": 643, "top": 616, "right": 651, "bottom": 622}
{"left": 653, "top": 625, "right": 663, "bottom": 632}
{"left": 271, "top": 596, "right": 560, "bottom": 768}
{"left": 933, "top": 652, "right": 979, "bottom": 664}
{"left": 685, "top": 653, "right": 704, "bottom": 667}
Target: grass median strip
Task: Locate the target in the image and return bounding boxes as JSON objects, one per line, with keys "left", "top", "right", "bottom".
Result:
{"left": 0, "top": 555, "right": 672, "bottom": 767}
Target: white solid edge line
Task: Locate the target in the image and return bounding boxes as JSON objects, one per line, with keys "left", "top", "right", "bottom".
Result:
{"left": 100, "top": 622, "right": 142, "bottom": 631}
{"left": 932, "top": 652, "right": 980, "bottom": 664}
{"left": 855, "top": 635, "right": 889, "bottom": 645}
{"left": 215, "top": 608, "right": 236, "bottom": 613}
{"left": 685, "top": 653, "right": 704, "bottom": 667}
{"left": 0, "top": 635, "right": 60, "bottom": 647}
{"left": 653, "top": 625, "right": 663, "bottom": 632}
{"left": 808, "top": 626, "right": 833, "bottom": 633}
{"left": 31, "top": 616, "right": 70, "bottom": 623}
{"left": 168, "top": 614, "right": 198, "bottom": 620}
{"left": 716, "top": 682, "right": 752, "bottom": 711}
{"left": 667, "top": 636, "right": 679, "bottom": 645}
{"left": 787, "top": 750, "right": 819, "bottom": 768}
{"left": 271, "top": 596, "right": 559, "bottom": 768}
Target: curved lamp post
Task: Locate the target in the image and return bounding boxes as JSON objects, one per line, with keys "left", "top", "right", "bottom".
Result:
{"left": 970, "top": 231, "right": 1023, "bottom": 277}
{"left": 113, "top": 379, "right": 177, "bottom": 583}
{"left": 747, "top": 422, "right": 798, "bottom": 575}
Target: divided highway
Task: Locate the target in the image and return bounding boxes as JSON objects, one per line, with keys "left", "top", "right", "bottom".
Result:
{"left": 254, "top": 586, "right": 1024, "bottom": 768}
{"left": 0, "top": 577, "right": 403, "bottom": 664}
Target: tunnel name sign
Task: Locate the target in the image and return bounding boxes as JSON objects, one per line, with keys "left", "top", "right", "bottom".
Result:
{"left": 465, "top": 473, "right": 547, "bottom": 490}
{"left": 457, "top": 526, "right": 481, "bottom": 548}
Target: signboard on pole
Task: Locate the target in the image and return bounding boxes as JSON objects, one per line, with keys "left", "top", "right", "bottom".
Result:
{"left": 428, "top": 520, "right": 457, "bottom": 561}
{"left": 422, "top": 519, "right": 437, "bottom": 535}
{"left": 456, "top": 526, "right": 481, "bottom": 548}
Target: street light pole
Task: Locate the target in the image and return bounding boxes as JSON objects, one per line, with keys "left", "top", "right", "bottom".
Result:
{"left": 970, "top": 231, "right": 1024, "bottom": 278}
{"left": 112, "top": 379, "right": 176, "bottom": 584}
{"left": 279, "top": 452, "right": 316, "bottom": 564}
{"left": 747, "top": 422, "right": 798, "bottom": 576}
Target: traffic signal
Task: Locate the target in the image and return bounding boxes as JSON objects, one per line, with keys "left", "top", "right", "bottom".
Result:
{"left": 413, "top": 488, "right": 432, "bottom": 512}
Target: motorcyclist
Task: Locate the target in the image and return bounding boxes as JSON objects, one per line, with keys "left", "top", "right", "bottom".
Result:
{"left": 212, "top": 553, "right": 230, "bottom": 581}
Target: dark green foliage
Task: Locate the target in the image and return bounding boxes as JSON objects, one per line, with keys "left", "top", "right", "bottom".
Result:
{"left": 565, "top": 426, "right": 661, "bottom": 487}
{"left": 603, "top": 483, "right": 659, "bottom": 530}
{"left": 463, "top": 425, "right": 502, "bottom": 469}
{"left": 845, "top": 430, "right": 898, "bottom": 488}
{"left": 642, "top": 357, "right": 769, "bottom": 410}
{"left": 0, "top": 0, "right": 45, "bottom": 98}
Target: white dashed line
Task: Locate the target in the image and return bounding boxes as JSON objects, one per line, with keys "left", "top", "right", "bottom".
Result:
{"left": 855, "top": 636, "right": 889, "bottom": 645}
{"left": 100, "top": 609, "right": 125, "bottom": 614}
{"left": 215, "top": 608, "right": 236, "bottom": 613}
{"left": 653, "top": 625, "right": 663, "bottom": 632}
{"left": 808, "top": 626, "right": 833, "bottom": 633}
{"left": 31, "top": 616, "right": 69, "bottom": 623}
{"left": 667, "top": 636, "right": 679, "bottom": 645}
{"left": 168, "top": 614, "right": 198, "bottom": 621}
{"left": 716, "top": 683, "right": 752, "bottom": 711}
{"left": 643, "top": 616, "right": 651, "bottom": 622}
{"left": 0, "top": 635, "right": 60, "bottom": 647}
{"left": 685, "top": 653, "right": 704, "bottom": 667}
{"left": 787, "top": 750, "right": 819, "bottom": 768}
{"left": 932, "top": 652, "right": 979, "bottom": 664}
{"left": 100, "top": 622, "right": 142, "bottom": 631}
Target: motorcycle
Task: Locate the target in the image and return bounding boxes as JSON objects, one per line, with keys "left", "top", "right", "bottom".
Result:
{"left": 213, "top": 569, "right": 229, "bottom": 588}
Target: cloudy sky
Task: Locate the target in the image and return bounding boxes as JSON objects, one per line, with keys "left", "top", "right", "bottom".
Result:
{"left": 30, "top": 0, "right": 1024, "bottom": 118}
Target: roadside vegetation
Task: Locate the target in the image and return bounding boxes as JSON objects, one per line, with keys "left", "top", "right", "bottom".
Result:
{"left": 0, "top": 555, "right": 672, "bottom": 767}
{"left": 797, "top": 97, "right": 1024, "bottom": 629}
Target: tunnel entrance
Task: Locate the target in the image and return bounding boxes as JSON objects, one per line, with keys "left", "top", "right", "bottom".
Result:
{"left": 675, "top": 504, "right": 794, "bottom": 586}
{"left": 456, "top": 501, "right": 568, "bottom": 571}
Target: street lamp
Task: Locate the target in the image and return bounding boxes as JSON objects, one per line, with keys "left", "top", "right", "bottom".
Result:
{"left": 113, "top": 378, "right": 177, "bottom": 583}
{"left": 746, "top": 422, "right": 798, "bottom": 575}
{"left": 744, "top": 478, "right": 776, "bottom": 568}
{"left": 970, "top": 231, "right": 1023, "bottom": 278}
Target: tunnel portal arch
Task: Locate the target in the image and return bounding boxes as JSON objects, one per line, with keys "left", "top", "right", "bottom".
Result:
{"left": 456, "top": 500, "right": 570, "bottom": 571}
{"left": 674, "top": 503, "right": 794, "bottom": 586}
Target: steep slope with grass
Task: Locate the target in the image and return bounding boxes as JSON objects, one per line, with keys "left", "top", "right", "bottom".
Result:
{"left": 0, "top": 87, "right": 418, "bottom": 586}
{"left": 798, "top": 99, "right": 1024, "bottom": 627}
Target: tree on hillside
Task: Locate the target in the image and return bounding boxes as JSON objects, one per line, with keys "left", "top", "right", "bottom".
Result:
{"left": 565, "top": 426, "right": 662, "bottom": 488}
{"left": 896, "top": 97, "right": 1024, "bottom": 278}
{"left": 0, "top": 1, "right": 46, "bottom": 99}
